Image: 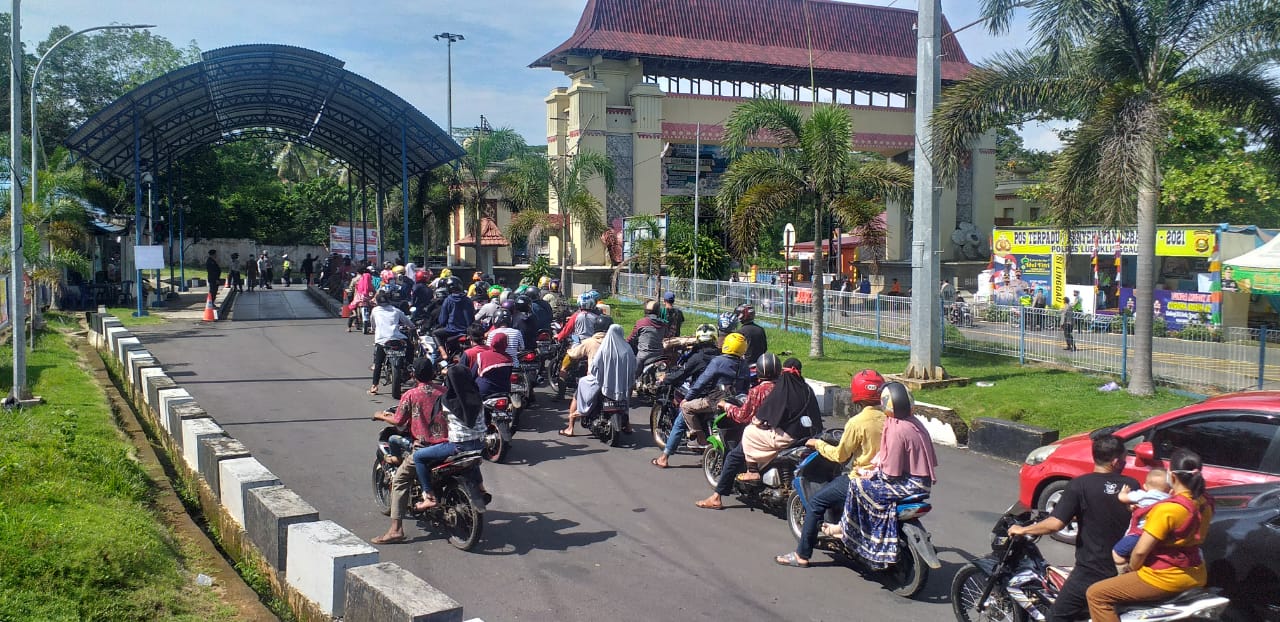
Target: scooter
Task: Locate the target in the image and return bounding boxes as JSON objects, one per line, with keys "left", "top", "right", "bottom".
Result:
{"left": 481, "top": 395, "right": 514, "bottom": 463}
{"left": 370, "top": 425, "right": 486, "bottom": 551}
{"left": 576, "top": 396, "right": 630, "bottom": 447}
{"left": 787, "top": 432, "right": 942, "bottom": 598}
{"left": 951, "top": 506, "right": 1230, "bottom": 621}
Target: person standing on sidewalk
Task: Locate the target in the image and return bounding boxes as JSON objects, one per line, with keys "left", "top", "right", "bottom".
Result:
{"left": 257, "top": 252, "right": 273, "bottom": 290}
{"left": 244, "top": 256, "right": 258, "bottom": 292}
{"left": 205, "top": 250, "right": 221, "bottom": 300}
{"left": 1061, "top": 296, "right": 1076, "bottom": 351}
{"left": 301, "top": 253, "right": 314, "bottom": 287}
{"left": 281, "top": 254, "right": 293, "bottom": 287}
{"left": 228, "top": 253, "right": 243, "bottom": 293}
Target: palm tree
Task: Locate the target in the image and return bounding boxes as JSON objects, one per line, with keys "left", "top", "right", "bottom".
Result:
{"left": 456, "top": 127, "right": 528, "bottom": 270}
{"left": 932, "top": 0, "right": 1280, "bottom": 395}
{"left": 508, "top": 152, "right": 616, "bottom": 287}
{"left": 719, "top": 99, "right": 913, "bottom": 357}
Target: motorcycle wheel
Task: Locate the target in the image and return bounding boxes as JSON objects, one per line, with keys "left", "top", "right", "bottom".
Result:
{"left": 599, "top": 416, "right": 620, "bottom": 447}
{"left": 390, "top": 363, "right": 404, "bottom": 400}
{"left": 546, "top": 360, "right": 566, "bottom": 399}
{"left": 650, "top": 402, "right": 672, "bottom": 449}
{"left": 483, "top": 424, "right": 509, "bottom": 463}
{"left": 881, "top": 538, "right": 928, "bottom": 598}
{"left": 702, "top": 445, "right": 724, "bottom": 489}
{"left": 442, "top": 482, "right": 484, "bottom": 551}
{"left": 786, "top": 491, "right": 805, "bottom": 543}
{"left": 951, "top": 563, "right": 1026, "bottom": 622}
{"left": 371, "top": 456, "right": 392, "bottom": 516}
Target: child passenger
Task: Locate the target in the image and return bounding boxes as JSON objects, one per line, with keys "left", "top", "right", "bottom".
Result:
{"left": 1112, "top": 468, "right": 1172, "bottom": 573}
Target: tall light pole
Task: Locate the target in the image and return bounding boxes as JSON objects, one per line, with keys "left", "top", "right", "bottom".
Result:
{"left": 30, "top": 24, "right": 153, "bottom": 220}
{"left": 9, "top": 0, "right": 27, "bottom": 402}
{"left": 433, "top": 32, "right": 464, "bottom": 139}
{"left": 905, "top": 0, "right": 944, "bottom": 381}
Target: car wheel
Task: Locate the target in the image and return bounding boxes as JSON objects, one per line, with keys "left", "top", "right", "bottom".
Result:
{"left": 1036, "top": 480, "right": 1078, "bottom": 545}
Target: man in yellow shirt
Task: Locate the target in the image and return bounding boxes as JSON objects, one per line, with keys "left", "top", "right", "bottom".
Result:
{"left": 775, "top": 370, "right": 886, "bottom": 568}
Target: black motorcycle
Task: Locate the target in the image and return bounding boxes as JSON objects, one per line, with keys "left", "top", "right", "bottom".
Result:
{"left": 370, "top": 425, "right": 486, "bottom": 551}
{"left": 379, "top": 338, "right": 412, "bottom": 399}
{"left": 787, "top": 435, "right": 941, "bottom": 598}
{"left": 481, "top": 395, "right": 514, "bottom": 463}
{"left": 546, "top": 341, "right": 586, "bottom": 400}
{"left": 510, "top": 350, "right": 539, "bottom": 420}
{"left": 575, "top": 396, "right": 630, "bottom": 446}
{"left": 648, "top": 382, "right": 684, "bottom": 450}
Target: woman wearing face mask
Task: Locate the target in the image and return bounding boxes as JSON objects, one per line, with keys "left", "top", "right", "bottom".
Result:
{"left": 1085, "top": 448, "right": 1215, "bottom": 622}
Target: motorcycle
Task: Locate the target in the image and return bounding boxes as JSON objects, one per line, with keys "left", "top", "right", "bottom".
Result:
{"left": 633, "top": 358, "right": 669, "bottom": 404}
{"left": 379, "top": 338, "right": 412, "bottom": 399}
{"left": 649, "top": 381, "right": 685, "bottom": 450}
{"left": 576, "top": 396, "right": 630, "bottom": 446}
{"left": 370, "top": 425, "right": 486, "bottom": 551}
{"left": 948, "top": 301, "right": 975, "bottom": 327}
{"left": 787, "top": 432, "right": 941, "bottom": 598}
{"left": 510, "top": 350, "right": 540, "bottom": 419}
{"left": 481, "top": 395, "right": 514, "bottom": 463}
{"left": 951, "top": 507, "right": 1230, "bottom": 621}
{"left": 545, "top": 341, "right": 586, "bottom": 400}
{"left": 699, "top": 407, "right": 808, "bottom": 513}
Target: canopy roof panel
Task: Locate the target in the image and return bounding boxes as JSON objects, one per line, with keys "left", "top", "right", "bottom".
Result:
{"left": 66, "top": 44, "right": 463, "bottom": 184}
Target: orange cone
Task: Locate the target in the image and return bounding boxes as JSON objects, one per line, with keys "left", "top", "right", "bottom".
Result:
{"left": 202, "top": 293, "right": 217, "bottom": 322}
{"left": 340, "top": 291, "right": 351, "bottom": 318}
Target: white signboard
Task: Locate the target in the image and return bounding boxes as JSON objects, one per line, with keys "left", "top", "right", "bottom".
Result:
{"left": 783, "top": 223, "right": 796, "bottom": 256}
{"left": 134, "top": 245, "right": 165, "bottom": 270}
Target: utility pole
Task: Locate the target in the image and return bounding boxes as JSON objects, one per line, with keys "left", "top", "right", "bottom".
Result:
{"left": 9, "top": 0, "right": 27, "bottom": 401}
{"left": 433, "top": 32, "right": 464, "bottom": 139}
{"left": 692, "top": 124, "right": 700, "bottom": 283}
{"left": 905, "top": 0, "right": 945, "bottom": 381}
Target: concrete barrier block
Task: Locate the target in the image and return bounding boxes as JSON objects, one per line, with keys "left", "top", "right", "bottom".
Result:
{"left": 99, "top": 317, "right": 121, "bottom": 337}
{"left": 138, "top": 368, "right": 166, "bottom": 403}
{"left": 129, "top": 355, "right": 160, "bottom": 389}
{"left": 245, "top": 485, "right": 319, "bottom": 573}
{"left": 343, "top": 562, "right": 462, "bottom": 622}
{"left": 219, "top": 457, "right": 281, "bottom": 528}
{"left": 115, "top": 336, "right": 141, "bottom": 363}
{"left": 286, "top": 521, "right": 378, "bottom": 617}
{"left": 197, "top": 436, "right": 251, "bottom": 497}
{"left": 968, "top": 417, "right": 1058, "bottom": 463}
{"left": 105, "top": 327, "right": 129, "bottom": 354}
{"left": 804, "top": 379, "right": 837, "bottom": 415}
{"left": 180, "top": 418, "right": 225, "bottom": 472}
{"left": 914, "top": 401, "right": 969, "bottom": 447}
{"left": 145, "top": 371, "right": 177, "bottom": 409}
{"left": 125, "top": 348, "right": 154, "bottom": 381}
{"left": 157, "top": 389, "right": 194, "bottom": 433}
{"left": 169, "top": 402, "right": 209, "bottom": 445}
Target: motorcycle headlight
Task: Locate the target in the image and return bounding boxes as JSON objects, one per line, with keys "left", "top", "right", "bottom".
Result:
{"left": 1024, "top": 444, "right": 1059, "bottom": 466}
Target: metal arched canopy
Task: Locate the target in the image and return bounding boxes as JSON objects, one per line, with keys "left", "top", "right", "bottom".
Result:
{"left": 65, "top": 44, "right": 464, "bottom": 184}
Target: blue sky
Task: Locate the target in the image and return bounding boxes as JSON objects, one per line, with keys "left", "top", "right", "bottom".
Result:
{"left": 20, "top": 0, "right": 1064, "bottom": 150}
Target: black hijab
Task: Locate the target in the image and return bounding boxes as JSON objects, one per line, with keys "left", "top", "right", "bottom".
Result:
{"left": 444, "top": 363, "right": 483, "bottom": 428}
{"left": 755, "top": 366, "right": 821, "bottom": 438}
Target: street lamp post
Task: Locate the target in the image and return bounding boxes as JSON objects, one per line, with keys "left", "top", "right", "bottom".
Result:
{"left": 29, "top": 24, "right": 154, "bottom": 228}
{"left": 9, "top": 0, "right": 27, "bottom": 402}
{"left": 433, "top": 32, "right": 464, "bottom": 138}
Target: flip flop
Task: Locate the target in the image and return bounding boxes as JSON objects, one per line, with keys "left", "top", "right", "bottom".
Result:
{"left": 650, "top": 457, "right": 667, "bottom": 469}
{"left": 695, "top": 499, "right": 724, "bottom": 510}
{"left": 558, "top": 430, "right": 575, "bottom": 437}
{"left": 371, "top": 534, "right": 407, "bottom": 544}
{"left": 413, "top": 499, "right": 439, "bottom": 512}
{"left": 367, "top": 389, "right": 378, "bottom": 396}
{"left": 775, "top": 552, "right": 810, "bottom": 568}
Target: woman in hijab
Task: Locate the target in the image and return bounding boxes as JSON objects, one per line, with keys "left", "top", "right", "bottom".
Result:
{"left": 737, "top": 355, "right": 816, "bottom": 481}
{"left": 563, "top": 324, "right": 636, "bottom": 437}
{"left": 348, "top": 269, "right": 375, "bottom": 332}
{"left": 836, "top": 381, "right": 937, "bottom": 570}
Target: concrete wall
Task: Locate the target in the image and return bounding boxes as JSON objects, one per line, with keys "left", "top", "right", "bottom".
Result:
{"left": 186, "top": 239, "right": 328, "bottom": 271}
{"left": 89, "top": 312, "right": 476, "bottom": 622}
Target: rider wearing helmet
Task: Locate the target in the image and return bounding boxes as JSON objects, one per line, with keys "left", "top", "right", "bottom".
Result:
{"left": 679, "top": 332, "right": 751, "bottom": 450}
{"left": 695, "top": 353, "right": 787, "bottom": 508}
{"left": 628, "top": 300, "right": 670, "bottom": 372}
{"left": 525, "top": 290, "right": 553, "bottom": 332}
{"left": 651, "top": 324, "right": 723, "bottom": 469}
{"left": 556, "top": 293, "right": 601, "bottom": 345}
{"left": 543, "top": 279, "right": 565, "bottom": 319}
{"left": 561, "top": 314, "right": 613, "bottom": 376}
{"left": 475, "top": 286, "right": 503, "bottom": 325}
{"left": 830, "top": 381, "right": 938, "bottom": 570}
{"left": 511, "top": 295, "right": 539, "bottom": 348}
{"left": 432, "top": 276, "right": 475, "bottom": 360}
{"left": 488, "top": 309, "right": 524, "bottom": 359}
{"left": 733, "top": 304, "right": 768, "bottom": 365}
{"left": 776, "top": 369, "right": 887, "bottom": 568}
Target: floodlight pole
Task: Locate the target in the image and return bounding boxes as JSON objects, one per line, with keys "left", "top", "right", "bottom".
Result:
{"left": 9, "top": 0, "right": 27, "bottom": 401}
{"left": 906, "top": 0, "right": 943, "bottom": 380}
{"left": 433, "top": 32, "right": 464, "bottom": 139}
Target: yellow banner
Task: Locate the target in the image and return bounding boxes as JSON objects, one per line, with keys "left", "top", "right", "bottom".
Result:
{"left": 1052, "top": 253, "right": 1067, "bottom": 306}
{"left": 991, "top": 227, "right": 1213, "bottom": 258}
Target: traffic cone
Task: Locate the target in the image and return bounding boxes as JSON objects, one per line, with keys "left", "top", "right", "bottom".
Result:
{"left": 340, "top": 291, "right": 351, "bottom": 318}
{"left": 202, "top": 293, "right": 217, "bottom": 322}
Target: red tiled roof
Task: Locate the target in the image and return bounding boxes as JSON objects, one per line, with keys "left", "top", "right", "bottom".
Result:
{"left": 456, "top": 217, "right": 511, "bottom": 247}
{"left": 532, "top": 0, "right": 971, "bottom": 82}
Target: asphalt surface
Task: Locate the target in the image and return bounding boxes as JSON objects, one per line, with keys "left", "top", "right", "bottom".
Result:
{"left": 135, "top": 290, "right": 1073, "bottom": 622}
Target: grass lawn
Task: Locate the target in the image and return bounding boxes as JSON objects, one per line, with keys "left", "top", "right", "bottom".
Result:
{"left": 0, "top": 316, "right": 233, "bottom": 621}
{"left": 107, "top": 306, "right": 168, "bottom": 327}
{"left": 606, "top": 299, "right": 1195, "bottom": 435}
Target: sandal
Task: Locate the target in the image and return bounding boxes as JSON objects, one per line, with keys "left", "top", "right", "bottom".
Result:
{"left": 367, "top": 388, "right": 378, "bottom": 396}
{"left": 650, "top": 457, "right": 667, "bottom": 469}
{"left": 558, "top": 430, "right": 575, "bottom": 437}
{"left": 371, "top": 533, "right": 407, "bottom": 544}
{"left": 695, "top": 499, "right": 724, "bottom": 510}
{"left": 736, "top": 472, "right": 762, "bottom": 482}
{"left": 775, "top": 552, "right": 809, "bottom": 568}
{"left": 413, "top": 497, "right": 439, "bottom": 512}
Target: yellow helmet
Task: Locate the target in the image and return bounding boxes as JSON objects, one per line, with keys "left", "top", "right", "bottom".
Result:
{"left": 392, "top": 265, "right": 406, "bottom": 274}
{"left": 538, "top": 276, "right": 551, "bottom": 288}
{"left": 440, "top": 268, "right": 452, "bottom": 279}
{"left": 721, "top": 332, "right": 747, "bottom": 357}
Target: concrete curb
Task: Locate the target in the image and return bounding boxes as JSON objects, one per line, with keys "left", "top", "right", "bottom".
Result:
{"left": 89, "top": 314, "right": 478, "bottom": 622}
{"left": 305, "top": 285, "right": 343, "bottom": 317}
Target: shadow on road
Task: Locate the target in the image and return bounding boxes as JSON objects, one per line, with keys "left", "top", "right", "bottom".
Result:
{"left": 178, "top": 376, "right": 368, "bottom": 385}
{"left": 226, "top": 415, "right": 375, "bottom": 426}
{"left": 473, "top": 510, "right": 616, "bottom": 555}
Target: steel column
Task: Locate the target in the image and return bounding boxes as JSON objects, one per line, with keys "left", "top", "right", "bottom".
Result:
{"left": 166, "top": 152, "right": 174, "bottom": 298}
{"left": 906, "top": 0, "right": 942, "bottom": 378}
{"left": 9, "top": 0, "right": 26, "bottom": 399}
{"left": 360, "top": 163, "right": 369, "bottom": 263}
{"left": 347, "top": 166, "right": 354, "bottom": 262}
{"left": 178, "top": 165, "right": 186, "bottom": 291}
{"left": 133, "top": 108, "right": 146, "bottom": 317}
{"left": 401, "top": 121, "right": 410, "bottom": 265}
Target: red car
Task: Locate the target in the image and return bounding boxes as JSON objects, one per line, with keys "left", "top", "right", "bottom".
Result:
{"left": 1019, "top": 391, "right": 1280, "bottom": 540}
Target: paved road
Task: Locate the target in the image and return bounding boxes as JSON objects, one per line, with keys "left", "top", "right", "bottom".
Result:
{"left": 136, "top": 290, "right": 1071, "bottom": 622}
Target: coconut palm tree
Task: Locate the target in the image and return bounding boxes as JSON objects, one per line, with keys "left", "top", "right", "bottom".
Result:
{"left": 507, "top": 152, "right": 616, "bottom": 287}
{"left": 932, "top": 0, "right": 1280, "bottom": 395}
{"left": 456, "top": 127, "right": 528, "bottom": 270}
{"left": 718, "top": 99, "right": 913, "bottom": 357}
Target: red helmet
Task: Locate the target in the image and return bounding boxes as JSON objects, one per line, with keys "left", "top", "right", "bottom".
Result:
{"left": 850, "top": 369, "right": 886, "bottom": 404}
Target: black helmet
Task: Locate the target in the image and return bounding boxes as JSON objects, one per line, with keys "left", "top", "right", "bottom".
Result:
{"left": 514, "top": 295, "right": 532, "bottom": 313}
{"left": 493, "top": 309, "right": 513, "bottom": 328}
{"left": 500, "top": 300, "right": 515, "bottom": 311}
{"left": 755, "top": 352, "right": 781, "bottom": 381}
{"left": 881, "top": 382, "right": 914, "bottom": 419}
{"left": 444, "top": 276, "right": 464, "bottom": 293}
{"left": 717, "top": 310, "right": 739, "bottom": 333}
{"left": 593, "top": 314, "right": 614, "bottom": 333}
{"left": 736, "top": 304, "right": 756, "bottom": 323}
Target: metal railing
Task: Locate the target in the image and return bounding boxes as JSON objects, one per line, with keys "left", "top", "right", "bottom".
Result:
{"left": 617, "top": 273, "right": 1277, "bottom": 394}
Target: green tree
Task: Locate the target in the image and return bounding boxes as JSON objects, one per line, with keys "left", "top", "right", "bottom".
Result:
{"left": 932, "top": 0, "right": 1280, "bottom": 396}
{"left": 718, "top": 99, "right": 912, "bottom": 357}
{"left": 508, "top": 152, "right": 616, "bottom": 287}
{"left": 456, "top": 127, "right": 528, "bottom": 270}
{"left": 1160, "top": 104, "right": 1280, "bottom": 225}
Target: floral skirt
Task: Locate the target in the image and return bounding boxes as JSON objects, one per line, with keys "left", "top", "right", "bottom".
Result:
{"left": 840, "top": 472, "right": 931, "bottom": 569}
